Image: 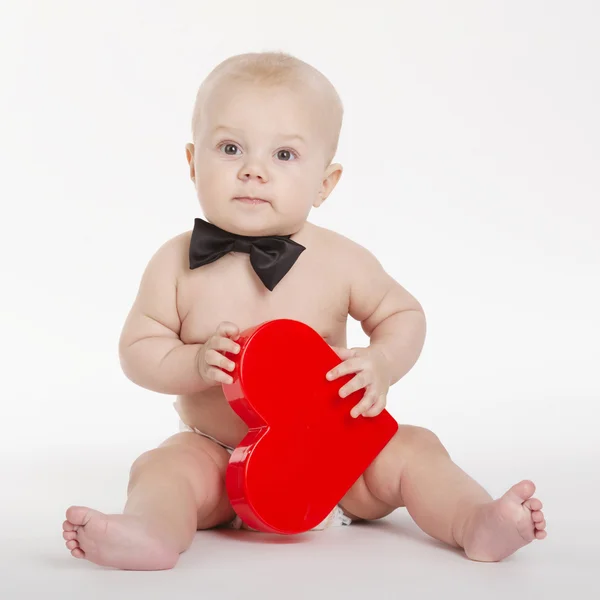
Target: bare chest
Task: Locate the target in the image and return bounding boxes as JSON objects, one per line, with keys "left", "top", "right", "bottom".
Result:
{"left": 177, "top": 252, "right": 350, "bottom": 346}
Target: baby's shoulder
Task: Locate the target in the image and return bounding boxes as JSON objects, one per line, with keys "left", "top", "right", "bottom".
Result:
{"left": 308, "top": 223, "right": 379, "bottom": 268}
{"left": 144, "top": 230, "right": 192, "bottom": 277}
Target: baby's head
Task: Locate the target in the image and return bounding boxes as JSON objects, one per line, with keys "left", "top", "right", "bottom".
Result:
{"left": 185, "top": 52, "right": 344, "bottom": 237}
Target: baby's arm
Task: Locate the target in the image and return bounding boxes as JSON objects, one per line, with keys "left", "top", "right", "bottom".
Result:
{"left": 118, "top": 235, "right": 212, "bottom": 395}
{"left": 346, "top": 241, "right": 426, "bottom": 386}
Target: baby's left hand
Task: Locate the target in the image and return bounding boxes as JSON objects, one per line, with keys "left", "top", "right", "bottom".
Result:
{"left": 326, "top": 345, "right": 391, "bottom": 418}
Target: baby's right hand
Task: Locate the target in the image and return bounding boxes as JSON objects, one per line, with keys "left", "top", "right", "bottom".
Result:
{"left": 196, "top": 321, "right": 241, "bottom": 386}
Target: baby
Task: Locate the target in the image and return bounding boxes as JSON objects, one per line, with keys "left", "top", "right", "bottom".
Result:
{"left": 62, "top": 52, "right": 547, "bottom": 570}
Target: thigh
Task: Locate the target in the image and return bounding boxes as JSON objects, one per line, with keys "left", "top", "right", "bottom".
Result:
{"left": 140, "top": 431, "right": 236, "bottom": 529}
{"left": 339, "top": 425, "right": 437, "bottom": 520}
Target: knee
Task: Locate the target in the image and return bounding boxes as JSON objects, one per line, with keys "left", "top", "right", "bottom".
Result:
{"left": 393, "top": 425, "right": 448, "bottom": 457}
{"left": 128, "top": 445, "right": 210, "bottom": 488}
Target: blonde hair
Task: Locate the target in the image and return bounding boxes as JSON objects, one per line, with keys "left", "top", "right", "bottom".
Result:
{"left": 191, "top": 51, "right": 343, "bottom": 164}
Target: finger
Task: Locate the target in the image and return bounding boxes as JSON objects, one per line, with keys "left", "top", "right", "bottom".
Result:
{"left": 326, "top": 357, "right": 365, "bottom": 381}
{"left": 205, "top": 349, "right": 236, "bottom": 372}
{"left": 328, "top": 346, "right": 356, "bottom": 360}
{"left": 210, "top": 336, "right": 241, "bottom": 355}
{"left": 206, "top": 366, "right": 233, "bottom": 385}
{"left": 216, "top": 321, "right": 240, "bottom": 340}
{"left": 350, "top": 390, "right": 376, "bottom": 418}
{"left": 339, "top": 372, "right": 368, "bottom": 398}
{"left": 363, "top": 395, "right": 386, "bottom": 418}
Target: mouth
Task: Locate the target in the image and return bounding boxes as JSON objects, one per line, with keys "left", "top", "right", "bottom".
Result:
{"left": 234, "top": 196, "right": 270, "bottom": 205}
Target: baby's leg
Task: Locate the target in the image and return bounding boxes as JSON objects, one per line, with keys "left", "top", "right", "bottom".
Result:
{"left": 341, "top": 426, "right": 547, "bottom": 562}
{"left": 62, "top": 432, "right": 235, "bottom": 570}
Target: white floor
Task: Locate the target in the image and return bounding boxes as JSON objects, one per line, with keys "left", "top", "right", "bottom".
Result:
{"left": 1, "top": 443, "right": 597, "bottom": 600}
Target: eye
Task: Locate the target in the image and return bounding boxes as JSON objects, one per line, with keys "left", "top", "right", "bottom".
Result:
{"left": 219, "top": 143, "right": 241, "bottom": 156}
{"left": 276, "top": 149, "right": 298, "bottom": 162}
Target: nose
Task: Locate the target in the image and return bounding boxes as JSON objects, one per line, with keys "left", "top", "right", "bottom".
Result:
{"left": 237, "top": 156, "right": 269, "bottom": 183}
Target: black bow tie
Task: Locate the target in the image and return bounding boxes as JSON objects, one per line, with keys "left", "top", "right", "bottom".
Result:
{"left": 189, "top": 218, "right": 306, "bottom": 291}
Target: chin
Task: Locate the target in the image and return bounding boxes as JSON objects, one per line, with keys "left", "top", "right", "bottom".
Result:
{"left": 203, "top": 203, "right": 294, "bottom": 237}
{"left": 212, "top": 214, "right": 274, "bottom": 237}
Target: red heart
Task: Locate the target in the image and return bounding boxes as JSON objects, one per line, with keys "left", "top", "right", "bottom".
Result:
{"left": 222, "top": 319, "right": 398, "bottom": 534}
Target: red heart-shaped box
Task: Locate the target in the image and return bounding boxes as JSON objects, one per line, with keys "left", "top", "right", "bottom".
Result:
{"left": 222, "top": 319, "right": 398, "bottom": 534}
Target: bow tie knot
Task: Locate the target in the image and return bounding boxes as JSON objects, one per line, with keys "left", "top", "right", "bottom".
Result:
{"left": 189, "top": 218, "right": 306, "bottom": 291}
{"left": 233, "top": 238, "right": 253, "bottom": 254}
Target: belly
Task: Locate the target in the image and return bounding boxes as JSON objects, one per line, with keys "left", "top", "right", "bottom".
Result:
{"left": 174, "top": 331, "right": 347, "bottom": 448}
{"left": 174, "top": 386, "right": 249, "bottom": 448}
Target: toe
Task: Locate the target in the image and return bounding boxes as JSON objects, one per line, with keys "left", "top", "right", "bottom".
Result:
{"left": 531, "top": 510, "right": 544, "bottom": 523}
{"left": 71, "top": 548, "right": 85, "bottom": 559}
{"left": 508, "top": 480, "right": 535, "bottom": 502}
{"left": 535, "top": 519, "right": 546, "bottom": 530}
{"left": 66, "top": 506, "right": 93, "bottom": 527}
{"left": 535, "top": 529, "right": 547, "bottom": 540}
{"left": 66, "top": 540, "right": 79, "bottom": 551}
{"left": 524, "top": 498, "right": 542, "bottom": 511}
{"left": 63, "top": 531, "right": 77, "bottom": 541}
{"left": 62, "top": 519, "right": 78, "bottom": 532}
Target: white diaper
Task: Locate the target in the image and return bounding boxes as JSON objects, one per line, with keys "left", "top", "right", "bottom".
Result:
{"left": 179, "top": 420, "right": 352, "bottom": 531}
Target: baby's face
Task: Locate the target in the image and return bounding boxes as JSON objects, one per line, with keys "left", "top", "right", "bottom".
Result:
{"left": 186, "top": 80, "right": 341, "bottom": 236}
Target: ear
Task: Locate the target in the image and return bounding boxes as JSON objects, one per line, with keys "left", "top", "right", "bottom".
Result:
{"left": 314, "top": 163, "right": 343, "bottom": 208}
{"left": 185, "top": 143, "right": 196, "bottom": 182}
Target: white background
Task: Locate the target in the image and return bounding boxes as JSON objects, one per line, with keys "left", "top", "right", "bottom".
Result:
{"left": 1, "top": 1, "right": 598, "bottom": 598}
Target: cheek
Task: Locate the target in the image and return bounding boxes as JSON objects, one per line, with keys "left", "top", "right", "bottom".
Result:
{"left": 285, "top": 165, "right": 319, "bottom": 191}
{"left": 280, "top": 172, "right": 322, "bottom": 216}
{"left": 197, "top": 159, "right": 231, "bottom": 192}
{"left": 282, "top": 174, "right": 315, "bottom": 208}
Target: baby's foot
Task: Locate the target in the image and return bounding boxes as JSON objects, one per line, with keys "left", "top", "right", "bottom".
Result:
{"left": 460, "top": 480, "right": 547, "bottom": 562}
{"left": 62, "top": 506, "right": 180, "bottom": 570}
